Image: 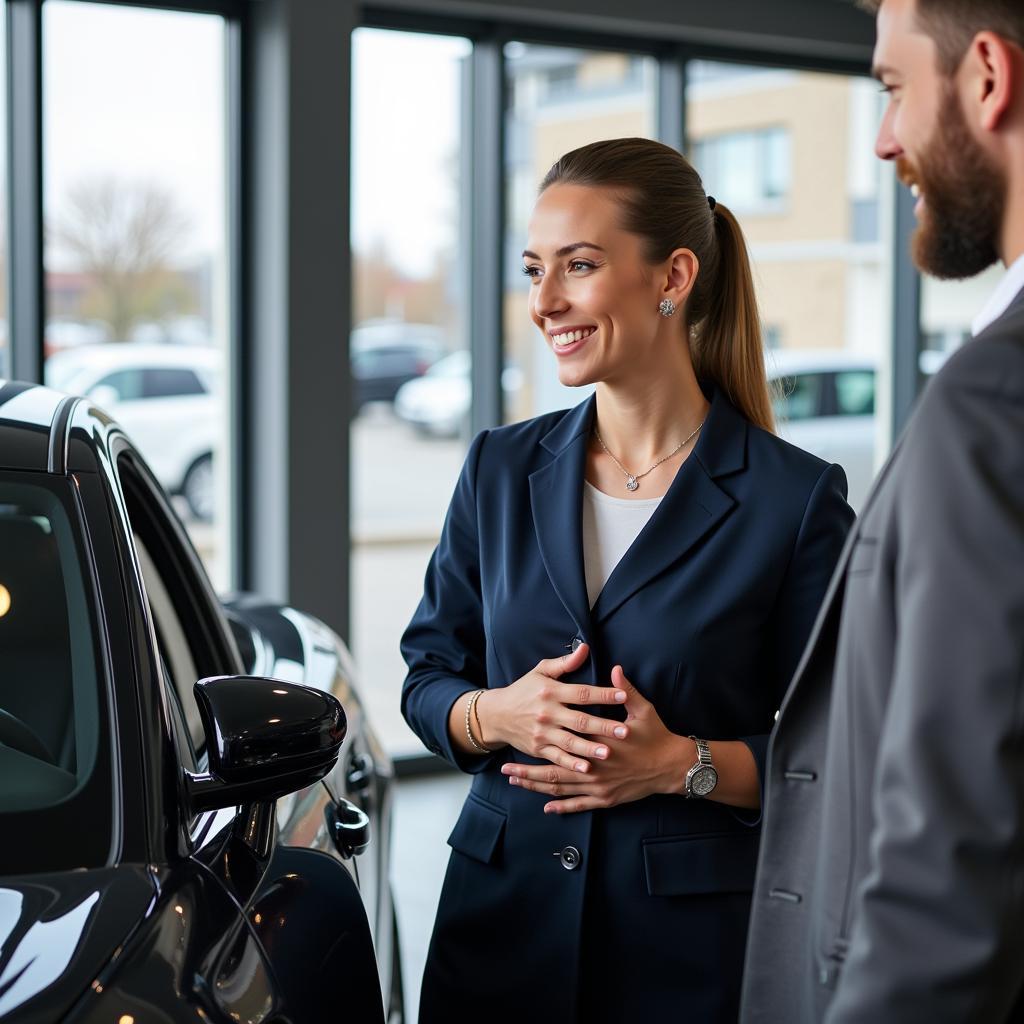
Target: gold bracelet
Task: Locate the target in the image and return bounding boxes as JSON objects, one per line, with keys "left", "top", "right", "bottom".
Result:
{"left": 473, "top": 689, "right": 489, "bottom": 748}
{"left": 464, "top": 689, "right": 494, "bottom": 754}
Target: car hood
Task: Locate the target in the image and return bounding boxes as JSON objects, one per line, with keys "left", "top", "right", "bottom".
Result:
{"left": 0, "top": 865, "right": 156, "bottom": 1022}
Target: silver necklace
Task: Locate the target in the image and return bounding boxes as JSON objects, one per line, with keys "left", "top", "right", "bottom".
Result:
{"left": 594, "top": 417, "right": 706, "bottom": 492}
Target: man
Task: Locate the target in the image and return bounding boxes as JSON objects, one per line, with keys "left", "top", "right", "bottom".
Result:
{"left": 741, "top": 1, "right": 1024, "bottom": 1021}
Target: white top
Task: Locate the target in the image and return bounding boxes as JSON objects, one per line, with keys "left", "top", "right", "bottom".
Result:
{"left": 972, "top": 253, "right": 1024, "bottom": 337}
{"left": 582, "top": 481, "right": 663, "bottom": 608}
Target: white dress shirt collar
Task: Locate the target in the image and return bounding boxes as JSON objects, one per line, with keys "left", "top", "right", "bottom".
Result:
{"left": 972, "top": 253, "right": 1024, "bottom": 337}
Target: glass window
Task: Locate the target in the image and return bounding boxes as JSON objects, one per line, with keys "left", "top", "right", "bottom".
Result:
{"left": 0, "top": 2, "right": 6, "bottom": 379}
{"left": 116, "top": 451, "right": 237, "bottom": 757}
{"left": 503, "top": 44, "right": 658, "bottom": 424}
{"left": 93, "top": 368, "right": 144, "bottom": 402}
{"left": 141, "top": 367, "right": 205, "bottom": 399}
{"left": 42, "top": 1, "right": 232, "bottom": 589}
{"left": 773, "top": 373, "right": 823, "bottom": 422}
{"left": 835, "top": 370, "right": 875, "bottom": 416}
{"left": 689, "top": 65, "right": 894, "bottom": 512}
{"left": 0, "top": 477, "right": 109, "bottom": 856}
{"left": 350, "top": 29, "right": 470, "bottom": 759}
{"left": 919, "top": 267, "right": 1003, "bottom": 382}
{"left": 692, "top": 127, "right": 791, "bottom": 212}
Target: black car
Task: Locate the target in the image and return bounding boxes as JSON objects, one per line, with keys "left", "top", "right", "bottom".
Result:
{"left": 350, "top": 321, "right": 444, "bottom": 411}
{"left": 0, "top": 380, "right": 400, "bottom": 1022}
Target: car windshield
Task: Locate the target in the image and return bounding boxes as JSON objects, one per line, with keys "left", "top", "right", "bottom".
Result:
{"left": 0, "top": 476, "right": 106, "bottom": 832}
{"left": 43, "top": 351, "right": 96, "bottom": 396}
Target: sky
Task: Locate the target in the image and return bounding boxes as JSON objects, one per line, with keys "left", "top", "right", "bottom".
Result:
{"left": 351, "top": 29, "right": 470, "bottom": 279}
{"left": 43, "top": 1, "right": 226, "bottom": 271}
{"left": 43, "top": 11, "right": 468, "bottom": 282}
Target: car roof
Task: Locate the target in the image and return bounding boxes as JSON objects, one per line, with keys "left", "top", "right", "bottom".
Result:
{"left": 350, "top": 321, "right": 445, "bottom": 351}
{"left": 0, "top": 381, "right": 75, "bottom": 472}
{"left": 765, "top": 348, "right": 877, "bottom": 377}
{"left": 46, "top": 343, "right": 221, "bottom": 373}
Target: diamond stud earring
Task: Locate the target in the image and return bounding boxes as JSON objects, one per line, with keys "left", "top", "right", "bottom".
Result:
{"left": 659, "top": 299, "right": 676, "bottom": 317}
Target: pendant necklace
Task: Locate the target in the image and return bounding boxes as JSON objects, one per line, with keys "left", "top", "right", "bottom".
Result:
{"left": 594, "top": 418, "right": 706, "bottom": 493}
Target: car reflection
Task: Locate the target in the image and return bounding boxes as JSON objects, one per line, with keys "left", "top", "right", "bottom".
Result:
{"left": 0, "top": 889, "right": 100, "bottom": 1018}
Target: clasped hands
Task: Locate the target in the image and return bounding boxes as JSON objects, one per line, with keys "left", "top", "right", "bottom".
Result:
{"left": 476, "top": 642, "right": 689, "bottom": 814}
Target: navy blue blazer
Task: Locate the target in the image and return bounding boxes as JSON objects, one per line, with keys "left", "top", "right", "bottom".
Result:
{"left": 402, "top": 387, "right": 853, "bottom": 1023}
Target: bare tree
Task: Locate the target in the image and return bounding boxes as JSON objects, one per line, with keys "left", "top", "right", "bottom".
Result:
{"left": 51, "top": 177, "right": 193, "bottom": 341}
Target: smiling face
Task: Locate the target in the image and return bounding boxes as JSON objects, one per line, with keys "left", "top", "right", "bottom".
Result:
{"left": 874, "top": 0, "right": 1005, "bottom": 277}
{"left": 524, "top": 183, "right": 691, "bottom": 389}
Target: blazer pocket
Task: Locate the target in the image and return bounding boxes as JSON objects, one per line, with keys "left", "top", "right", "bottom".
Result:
{"left": 642, "top": 831, "right": 760, "bottom": 897}
{"left": 847, "top": 536, "right": 878, "bottom": 576}
{"left": 447, "top": 792, "right": 507, "bottom": 865}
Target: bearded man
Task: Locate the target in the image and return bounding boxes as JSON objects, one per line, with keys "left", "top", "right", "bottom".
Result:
{"left": 740, "top": 1, "right": 1024, "bottom": 1021}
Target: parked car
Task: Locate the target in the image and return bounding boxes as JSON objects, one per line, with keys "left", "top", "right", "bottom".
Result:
{"left": 44, "top": 344, "right": 220, "bottom": 521}
{"left": 0, "top": 380, "right": 399, "bottom": 1023}
{"left": 767, "top": 349, "right": 878, "bottom": 511}
{"left": 351, "top": 321, "right": 444, "bottom": 411}
{"left": 394, "top": 350, "right": 524, "bottom": 438}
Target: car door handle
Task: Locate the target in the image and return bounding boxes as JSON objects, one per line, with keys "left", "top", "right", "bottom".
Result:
{"left": 346, "top": 752, "right": 373, "bottom": 795}
{"left": 326, "top": 799, "right": 370, "bottom": 860}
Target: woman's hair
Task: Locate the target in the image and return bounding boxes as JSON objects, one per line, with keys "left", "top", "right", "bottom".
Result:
{"left": 540, "top": 137, "right": 775, "bottom": 433}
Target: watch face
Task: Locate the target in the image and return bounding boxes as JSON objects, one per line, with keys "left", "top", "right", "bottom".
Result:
{"left": 691, "top": 765, "right": 718, "bottom": 797}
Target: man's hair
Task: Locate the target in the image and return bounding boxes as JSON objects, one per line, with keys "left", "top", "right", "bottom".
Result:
{"left": 857, "top": 0, "right": 1024, "bottom": 74}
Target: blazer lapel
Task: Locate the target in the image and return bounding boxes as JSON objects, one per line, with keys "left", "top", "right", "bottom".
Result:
{"left": 530, "top": 397, "right": 596, "bottom": 638}
{"left": 590, "top": 388, "right": 742, "bottom": 626}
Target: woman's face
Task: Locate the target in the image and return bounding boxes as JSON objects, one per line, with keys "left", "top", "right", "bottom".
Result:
{"left": 524, "top": 183, "right": 682, "bottom": 390}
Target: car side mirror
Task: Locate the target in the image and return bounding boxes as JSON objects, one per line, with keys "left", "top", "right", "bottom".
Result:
{"left": 185, "top": 675, "right": 346, "bottom": 814}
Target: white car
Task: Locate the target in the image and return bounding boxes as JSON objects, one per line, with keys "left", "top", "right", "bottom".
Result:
{"left": 394, "top": 350, "right": 523, "bottom": 437}
{"left": 45, "top": 344, "right": 221, "bottom": 521}
{"left": 767, "top": 349, "right": 878, "bottom": 511}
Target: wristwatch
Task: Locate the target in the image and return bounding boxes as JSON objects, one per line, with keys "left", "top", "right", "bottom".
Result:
{"left": 684, "top": 736, "right": 718, "bottom": 798}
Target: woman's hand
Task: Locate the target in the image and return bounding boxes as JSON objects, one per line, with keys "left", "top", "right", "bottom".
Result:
{"left": 500, "top": 665, "right": 693, "bottom": 813}
{"left": 475, "top": 643, "right": 631, "bottom": 773}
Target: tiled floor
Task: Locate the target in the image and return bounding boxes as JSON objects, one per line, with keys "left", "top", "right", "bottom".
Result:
{"left": 392, "top": 771, "right": 471, "bottom": 1023}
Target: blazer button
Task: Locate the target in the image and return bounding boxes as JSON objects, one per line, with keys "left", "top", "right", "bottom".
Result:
{"left": 554, "top": 845, "right": 581, "bottom": 871}
{"left": 567, "top": 636, "right": 584, "bottom": 653}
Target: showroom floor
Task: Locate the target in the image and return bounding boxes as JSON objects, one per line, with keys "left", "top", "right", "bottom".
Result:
{"left": 392, "top": 770, "right": 470, "bottom": 1022}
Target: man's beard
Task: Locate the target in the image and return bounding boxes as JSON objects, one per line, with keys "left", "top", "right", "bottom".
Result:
{"left": 900, "top": 85, "right": 1005, "bottom": 280}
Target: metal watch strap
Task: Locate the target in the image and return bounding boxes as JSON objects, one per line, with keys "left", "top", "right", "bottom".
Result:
{"left": 689, "top": 735, "right": 712, "bottom": 766}
{"left": 684, "top": 735, "right": 716, "bottom": 799}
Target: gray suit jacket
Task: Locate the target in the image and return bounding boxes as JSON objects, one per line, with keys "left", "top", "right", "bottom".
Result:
{"left": 741, "top": 286, "right": 1024, "bottom": 1023}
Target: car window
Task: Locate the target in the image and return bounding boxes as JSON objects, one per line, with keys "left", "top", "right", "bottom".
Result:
{"left": 0, "top": 479, "right": 102, "bottom": 808}
{"left": 115, "top": 451, "right": 242, "bottom": 755}
{"left": 94, "top": 368, "right": 144, "bottom": 401}
{"left": 772, "top": 372, "right": 823, "bottom": 422}
{"left": 133, "top": 533, "right": 201, "bottom": 769}
{"left": 141, "top": 367, "right": 206, "bottom": 399}
{"left": 835, "top": 370, "right": 875, "bottom": 416}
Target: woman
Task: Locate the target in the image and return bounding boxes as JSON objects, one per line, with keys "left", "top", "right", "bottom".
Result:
{"left": 401, "top": 137, "right": 854, "bottom": 1022}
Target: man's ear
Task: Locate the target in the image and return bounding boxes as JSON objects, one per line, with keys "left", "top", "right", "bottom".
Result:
{"left": 963, "top": 31, "right": 1019, "bottom": 133}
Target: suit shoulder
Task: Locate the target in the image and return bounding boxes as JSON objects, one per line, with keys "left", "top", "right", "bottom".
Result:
{"left": 474, "top": 405, "right": 580, "bottom": 455}
{"left": 746, "top": 422, "right": 834, "bottom": 490}
{"left": 933, "top": 327, "right": 1024, "bottom": 404}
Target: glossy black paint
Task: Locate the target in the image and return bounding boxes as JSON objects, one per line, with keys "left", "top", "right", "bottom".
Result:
{"left": 0, "top": 867, "right": 156, "bottom": 1023}
{"left": 197, "top": 675, "right": 347, "bottom": 782}
{"left": 0, "top": 381, "right": 392, "bottom": 1023}
{"left": 0, "top": 381, "right": 62, "bottom": 471}
{"left": 186, "top": 675, "right": 347, "bottom": 814}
